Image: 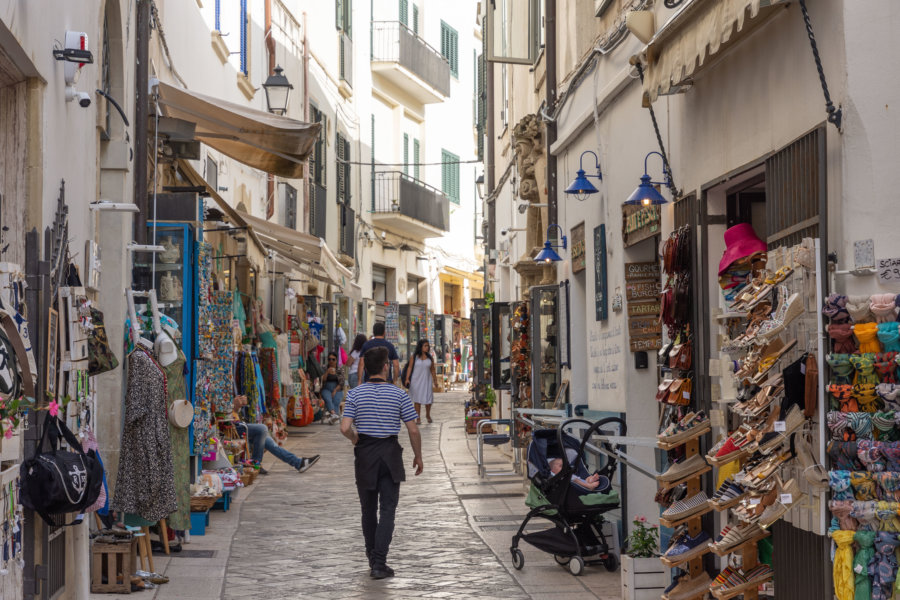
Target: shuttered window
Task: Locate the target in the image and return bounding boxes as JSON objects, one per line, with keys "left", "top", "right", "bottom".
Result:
{"left": 399, "top": 0, "right": 408, "bottom": 26}
{"left": 336, "top": 131, "right": 351, "bottom": 204}
{"left": 412, "top": 4, "right": 419, "bottom": 35}
{"left": 280, "top": 183, "right": 298, "bottom": 230}
{"left": 413, "top": 139, "right": 420, "bottom": 180}
{"left": 239, "top": 0, "right": 248, "bottom": 75}
{"left": 403, "top": 133, "right": 409, "bottom": 176}
{"left": 340, "top": 204, "right": 356, "bottom": 257}
{"left": 336, "top": 0, "right": 351, "bottom": 38}
{"left": 440, "top": 21, "right": 458, "bottom": 78}
{"left": 441, "top": 149, "right": 460, "bottom": 204}
{"left": 310, "top": 106, "right": 326, "bottom": 187}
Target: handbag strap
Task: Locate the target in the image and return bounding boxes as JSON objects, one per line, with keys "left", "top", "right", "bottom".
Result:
{"left": 0, "top": 310, "right": 35, "bottom": 400}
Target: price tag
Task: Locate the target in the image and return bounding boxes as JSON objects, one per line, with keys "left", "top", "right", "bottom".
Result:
{"left": 800, "top": 363, "right": 806, "bottom": 375}
{"left": 748, "top": 498, "right": 761, "bottom": 506}
{"left": 774, "top": 421, "right": 786, "bottom": 432}
{"left": 683, "top": 392, "right": 691, "bottom": 400}
{"left": 855, "top": 564, "right": 864, "bottom": 574}
{"left": 780, "top": 493, "right": 793, "bottom": 504}
{"left": 877, "top": 257, "right": 900, "bottom": 283}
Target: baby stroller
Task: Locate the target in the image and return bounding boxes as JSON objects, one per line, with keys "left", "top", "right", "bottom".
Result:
{"left": 510, "top": 417, "right": 625, "bottom": 576}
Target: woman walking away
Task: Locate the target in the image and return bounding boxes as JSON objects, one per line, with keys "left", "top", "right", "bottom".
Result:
{"left": 321, "top": 352, "right": 345, "bottom": 424}
{"left": 404, "top": 339, "right": 438, "bottom": 424}
{"left": 347, "top": 334, "right": 367, "bottom": 389}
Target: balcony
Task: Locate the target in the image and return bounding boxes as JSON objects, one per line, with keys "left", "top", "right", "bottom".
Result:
{"left": 370, "top": 21, "right": 450, "bottom": 104}
{"left": 372, "top": 171, "right": 449, "bottom": 239}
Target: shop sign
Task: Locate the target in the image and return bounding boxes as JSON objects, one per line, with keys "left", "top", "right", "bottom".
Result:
{"left": 622, "top": 204, "right": 661, "bottom": 247}
{"left": 593, "top": 224, "right": 608, "bottom": 321}
{"left": 877, "top": 257, "right": 900, "bottom": 283}
{"left": 625, "top": 261, "right": 661, "bottom": 281}
{"left": 630, "top": 336, "right": 663, "bottom": 352}
{"left": 571, "top": 223, "right": 586, "bottom": 273}
{"left": 627, "top": 300, "right": 660, "bottom": 317}
{"left": 625, "top": 280, "right": 662, "bottom": 301}
{"left": 628, "top": 316, "right": 662, "bottom": 338}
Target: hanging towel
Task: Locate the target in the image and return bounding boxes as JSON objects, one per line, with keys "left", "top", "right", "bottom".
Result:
{"left": 831, "top": 529, "right": 856, "bottom": 600}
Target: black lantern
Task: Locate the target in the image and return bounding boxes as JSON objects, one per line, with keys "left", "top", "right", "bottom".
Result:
{"left": 262, "top": 65, "right": 293, "bottom": 115}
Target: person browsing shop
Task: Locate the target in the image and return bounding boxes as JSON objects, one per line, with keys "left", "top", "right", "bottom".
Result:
{"left": 320, "top": 351, "right": 345, "bottom": 424}
{"left": 357, "top": 322, "right": 401, "bottom": 384}
{"left": 232, "top": 396, "right": 319, "bottom": 474}
{"left": 340, "top": 346, "right": 423, "bottom": 579}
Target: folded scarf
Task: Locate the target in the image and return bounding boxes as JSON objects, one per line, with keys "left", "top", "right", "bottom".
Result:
{"left": 877, "top": 384, "right": 900, "bottom": 412}
{"left": 831, "top": 470, "right": 855, "bottom": 500}
{"left": 856, "top": 324, "right": 883, "bottom": 354}
{"left": 874, "top": 352, "right": 899, "bottom": 384}
{"left": 851, "top": 471, "right": 879, "bottom": 501}
{"left": 831, "top": 323, "right": 859, "bottom": 354}
{"left": 871, "top": 294, "right": 899, "bottom": 324}
{"left": 830, "top": 354, "right": 856, "bottom": 385}
{"left": 825, "top": 294, "right": 851, "bottom": 323}
{"left": 870, "top": 532, "right": 900, "bottom": 600}
{"left": 830, "top": 441, "right": 864, "bottom": 470}
{"left": 875, "top": 472, "right": 900, "bottom": 503}
{"left": 858, "top": 440, "right": 887, "bottom": 472}
{"left": 831, "top": 500, "right": 860, "bottom": 531}
{"left": 881, "top": 443, "right": 900, "bottom": 472}
{"left": 877, "top": 323, "right": 900, "bottom": 353}
{"left": 832, "top": 529, "right": 857, "bottom": 600}
{"left": 833, "top": 384, "right": 859, "bottom": 413}
{"left": 853, "top": 354, "right": 881, "bottom": 386}
{"left": 854, "top": 530, "right": 876, "bottom": 600}
{"left": 849, "top": 295, "right": 875, "bottom": 324}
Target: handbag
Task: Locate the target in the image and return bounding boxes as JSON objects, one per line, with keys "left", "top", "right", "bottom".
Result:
{"left": 169, "top": 398, "right": 193, "bottom": 429}
{"left": 672, "top": 340, "right": 693, "bottom": 371}
{"left": 401, "top": 359, "right": 414, "bottom": 388}
{"left": 668, "top": 344, "right": 684, "bottom": 369}
{"left": 667, "top": 378, "right": 692, "bottom": 406}
{"left": 656, "top": 378, "right": 675, "bottom": 402}
{"left": 20, "top": 416, "right": 103, "bottom": 526}
{"left": 88, "top": 308, "right": 119, "bottom": 376}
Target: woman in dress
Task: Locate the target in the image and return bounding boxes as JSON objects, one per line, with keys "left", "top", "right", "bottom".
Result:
{"left": 346, "top": 334, "right": 366, "bottom": 389}
{"left": 404, "top": 338, "right": 438, "bottom": 424}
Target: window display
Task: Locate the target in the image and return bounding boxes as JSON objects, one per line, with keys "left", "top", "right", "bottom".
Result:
{"left": 491, "top": 302, "right": 511, "bottom": 390}
{"left": 530, "top": 286, "right": 559, "bottom": 408}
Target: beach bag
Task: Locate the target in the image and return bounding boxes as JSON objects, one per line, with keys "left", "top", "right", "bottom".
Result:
{"left": 87, "top": 308, "right": 119, "bottom": 376}
{"left": 20, "top": 416, "right": 103, "bottom": 526}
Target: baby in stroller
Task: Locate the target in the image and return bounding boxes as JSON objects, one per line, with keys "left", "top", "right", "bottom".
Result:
{"left": 548, "top": 457, "right": 608, "bottom": 493}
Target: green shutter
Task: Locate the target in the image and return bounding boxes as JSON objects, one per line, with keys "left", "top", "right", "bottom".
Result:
{"left": 441, "top": 149, "right": 460, "bottom": 203}
{"left": 370, "top": 114, "right": 375, "bottom": 163}
{"left": 336, "top": 0, "right": 344, "bottom": 30}
{"left": 412, "top": 4, "right": 419, "bottom": 35}
{"left": 413, "top": 139, "right": 420, "bottom": 180}
{"left": 344, "top": 0, "right": 352, "bottom": 38}
{"left": 399, "top": 0, "right": 408, "bottom": 26}
{"left": 440, "top": 22, "right": 458, "bottom": 77}
{"left": 403, "top": 134, "right": 409, "bottom": 176}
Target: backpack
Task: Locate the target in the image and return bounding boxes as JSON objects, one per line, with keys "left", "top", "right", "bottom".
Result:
{"left": 20, "top": 416, "right": 104, "bottom": 526}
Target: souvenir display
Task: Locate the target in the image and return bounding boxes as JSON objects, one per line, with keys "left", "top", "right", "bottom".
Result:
{"left": 159, "top": 236, "right": 181, "bottom": 264}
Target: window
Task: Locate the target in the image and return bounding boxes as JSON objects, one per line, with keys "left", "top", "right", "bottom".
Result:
{"left": 441, "top": 149, "right": 460, "bottom": 204}
{"left": 403, "top": 133, "right": 409, "bottom": 176}
{"left": 310, "top": 105, "right": 326, "bottom": 187}
{"left": 280, "top": 183, "right": 298, "bottom": 229}
{"left": 413, "top": 139, "right": 420, "bottom": 180}
{"left": 340, "top": 204, "right": 356, "bottom": 257}
{"left": 440, "top": 21, "right": 458, "bottom": 77}
{"left": 215, "top": 0, "right": 221, "bottom": 30}
{"left": 239, "top": 0, "right": 248, "bottom": 75}
{"left": 476, "top": 52, "right": 486, "bottom": 160}
{"left": 485, "top": 0, "right": 541, "bottom": 65}
{"left": 412, "top": 4, "right": 419, "bottom": 35}
{"left": 336, "top": 131, "right": 351, "bottom": 204}
{"left": 399, "top": 0, "right": 408, "bottom": 26}
{"left": 206, "top": 156, "right": 218, "bottom": 193}
{"left": 335, "top": 0, "right": 352, "bottom": 38}
{"left": 309, "top": 181, "right": 327, "bottom": 238}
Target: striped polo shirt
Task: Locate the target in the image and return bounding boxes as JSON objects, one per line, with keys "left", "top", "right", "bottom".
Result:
{"left": 344, "top": 382, "right": 418, "bottom": 437}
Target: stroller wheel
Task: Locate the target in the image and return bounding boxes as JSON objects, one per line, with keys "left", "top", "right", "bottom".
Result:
{"left": 568, "top": 556, "right": 584, "bottom": 576}
{"left": 510, "top": 548, "right": 525, "bottom": 570}
{"left": 603, "top": 553, "right": 619, "bottom": 572}
{"left": 553, "top": 554, "right": 570, "bottom": 566}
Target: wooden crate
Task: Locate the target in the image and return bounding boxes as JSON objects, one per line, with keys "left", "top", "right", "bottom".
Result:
{"left": 91, "top": 540, "right": 136, "bottom": 594}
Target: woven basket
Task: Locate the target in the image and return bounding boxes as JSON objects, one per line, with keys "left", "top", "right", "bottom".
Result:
{"left": 240, "top": 471, "right": 256, "bottom": 487}
{"left": 190, "top": 495, "right": 220, "bottom": 512}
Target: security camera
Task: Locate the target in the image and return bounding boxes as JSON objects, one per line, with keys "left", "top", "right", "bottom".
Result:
{"left": 381, "top": 231, "right": 386, "bottom": 240}
{"left": 501, "top": 228, "right": 509, "bottom": 236}
{"left": 77, "top": 92, "right": 91, "bottom": 107}
{"left": 518, "top": 203, "right": 528, "bottom": 214}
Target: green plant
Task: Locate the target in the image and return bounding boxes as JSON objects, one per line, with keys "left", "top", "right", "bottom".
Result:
{"left": 484, "top": 386, "right": 496, "bottom": 408}
{"left": 484, "top": 292, "right": 495, "bottom": 308}
{"left": 625, "top": 516, "right": 659, "bottom": 558}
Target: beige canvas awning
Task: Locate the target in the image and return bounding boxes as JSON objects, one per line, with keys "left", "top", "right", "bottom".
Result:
{"left": 157, "top": 82, "right": 320, "bottom": 178}
{"left": 643, "top": 0, "right": 772, "bottom": 103}
{"left": 241, "top": 212, "right": 353, "bottom": 288}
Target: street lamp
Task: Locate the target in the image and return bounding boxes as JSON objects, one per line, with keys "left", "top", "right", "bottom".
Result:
{"left": 625, "top": 151, "right": 672, "bottom": 206}
{"left": 564, "top": 150, "right": 603, "bottom": 201}
{"left": 262, "top": 65, "right": 293, "bottom": 115}
{"left": 534, "top": 224, "right": 567, "bottom": 264}
{"left": 475, "top": 173, "right": 485, "bottom": 200}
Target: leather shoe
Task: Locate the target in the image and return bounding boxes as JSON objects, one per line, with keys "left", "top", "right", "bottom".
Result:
{"left": 370, "top": 566, "right": 395, "bottom": 579}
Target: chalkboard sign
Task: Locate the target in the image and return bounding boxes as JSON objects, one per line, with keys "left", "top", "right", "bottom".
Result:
{"left": 594, "top": 225, "right": 608, "bottom": 321}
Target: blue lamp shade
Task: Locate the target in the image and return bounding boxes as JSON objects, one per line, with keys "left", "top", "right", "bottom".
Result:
{"left": 564, "top": 169, "right": 599, "bottom": 198}
{"left": 534, "top": 240, "right": 563, "bottom": 263}
{"left": 624, "top": 174, "right": 668, "bottom": 206}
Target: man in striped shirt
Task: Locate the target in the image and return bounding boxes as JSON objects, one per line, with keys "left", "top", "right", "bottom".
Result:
{"left": 341, "top": 346, "right": 423, "bottom": 579}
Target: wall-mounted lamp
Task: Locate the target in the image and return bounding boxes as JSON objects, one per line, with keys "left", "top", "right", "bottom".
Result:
{"left": 475, "top": 173, "right": 485, "bottom": 200}
{"left": 262, "top": 65, "right": 293, "bottom": 115}
{"left": 624, "top": 151, "right": 671, "bottom": 206}
{"left": 564, "top": 150, "right": 602, "bottom": 202}
{"left": 534, "top": 224, "right": 567, "bottom": 263}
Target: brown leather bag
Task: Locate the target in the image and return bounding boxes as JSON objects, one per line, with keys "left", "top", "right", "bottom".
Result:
{"left": 656, "top": 378, "right": 675, "bottom": 403}
{"left": 673, "top": 340, "right": 693, "bottom": 371}
{"left": 667, "top": 378, "right": 692, "bottom": 406}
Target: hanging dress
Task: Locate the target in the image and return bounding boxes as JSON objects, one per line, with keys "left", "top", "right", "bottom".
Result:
{"left": 163, "top": 342, "right": 191, "bottom": 531}
{"left": 112, "top": 346, "right": 177, "bottom": 522}
{"left": 409, "top": 356, "right": 434, "bottom": 406}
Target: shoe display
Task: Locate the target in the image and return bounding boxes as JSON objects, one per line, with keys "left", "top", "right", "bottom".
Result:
{"left": 665, "top": 572, "right": 712, "bottom": 600}
{"left": 658, "top": 454, "right": 706, "bottom": 482}
{"left": 663, "top": 531, "right": 711, "bottom": 562}
{"left": 662, "top": 491, "right": 709, "bottom": 521}
{"left": 710, "top": 522, "right": 765, "bottom": 553}
{"left": 758, "top": 478, "right": 805, "bottom": 528}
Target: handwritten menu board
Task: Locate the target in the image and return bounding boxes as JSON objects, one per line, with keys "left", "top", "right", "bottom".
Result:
{"left": 383, "top": 301, "right": 400, "bottom": 346}
{"left": 877, "top": 257, "right": 900, "bottom": 284}
{"left": 594, "top": 224, "right": 608, "bottom": 321}
{"left": 624, "top": 261, "right": 662, "bottom": 352}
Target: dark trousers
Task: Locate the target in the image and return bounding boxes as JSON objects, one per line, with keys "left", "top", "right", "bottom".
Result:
{"left": 357, "top": 459, "right": 400, "bottom": 567}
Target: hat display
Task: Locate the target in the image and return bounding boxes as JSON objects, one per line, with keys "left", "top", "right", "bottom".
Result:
{"left": 718, "top": 223, "right": 767, "bottom": 276}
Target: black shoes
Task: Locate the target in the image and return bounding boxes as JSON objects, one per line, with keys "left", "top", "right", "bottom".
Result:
{"left": 258, "top": 466, "right": 269, "bottom": 475}
{"left": 370, "top": 565, "right": 395, "bottom": 579}
{"left": 297, "top": 455, "right": 320, "bottom": 473}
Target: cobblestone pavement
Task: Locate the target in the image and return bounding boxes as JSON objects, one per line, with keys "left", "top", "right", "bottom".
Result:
{"left": 222, "top": 392, "right": 531, "bottom": 600}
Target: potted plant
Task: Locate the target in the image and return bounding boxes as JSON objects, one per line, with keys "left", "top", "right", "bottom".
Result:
{"left": 621, "top": 516, "right": 666, "bottom": 600}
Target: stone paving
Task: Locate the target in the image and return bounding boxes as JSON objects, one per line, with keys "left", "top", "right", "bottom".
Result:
{"left": 90, "top": 391, "right": 623, "bottom": 599}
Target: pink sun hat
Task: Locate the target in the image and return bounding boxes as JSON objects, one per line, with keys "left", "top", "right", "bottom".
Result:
{"left": 718, "top": 223, "right": 767, "bottom": 276}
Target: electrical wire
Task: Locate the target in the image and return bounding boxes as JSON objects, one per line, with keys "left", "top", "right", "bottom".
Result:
{"left": 341, "top": 159, "right": 482, "bottom": 167}
{"left": 150, "top": 1, "right": 188, "bottom": 87}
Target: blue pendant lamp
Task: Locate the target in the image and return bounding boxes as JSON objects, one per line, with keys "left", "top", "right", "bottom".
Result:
{"left": 625, "top": 151, "right": 672, "bottom": 206}
{"left": 534, "top": 224, "right": 567, "bottom": 263}
{"left": 564, "top": 150, "right": 603, "bottom": 202}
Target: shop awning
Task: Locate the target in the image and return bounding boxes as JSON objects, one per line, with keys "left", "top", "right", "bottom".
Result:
{"left": 176, "top": 159, "right": 267, "bottom": 267}
{"left": 240, "top": 212, "right": 353, "bottom": 288}
{"left": 642, "top": 0, "right": 783, "bottom": 103}
{"left": 157, "top": 82, "right": 320, "bottom": 179}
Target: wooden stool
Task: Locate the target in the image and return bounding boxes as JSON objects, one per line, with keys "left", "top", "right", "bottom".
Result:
{"left": 137, "top": 527, "right": 154, "bottom": 574}
{"left": 158, "top": 519, "right": 170, "bottom": 555}
{"left": 91, "top": 539, "right": 137, "bottom": 594}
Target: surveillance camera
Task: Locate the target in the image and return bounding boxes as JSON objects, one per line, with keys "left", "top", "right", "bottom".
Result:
{"left": 500, "top": 228, "right": 509, "bottom": 236}
{"left": 77, "top": 92, "right": 91, "bottom": 107}
{"left": 381, "top": 231, "right": 386, "bottom": 240}
{"left": 518, "top": 203, "right": 528, "bottom": 214}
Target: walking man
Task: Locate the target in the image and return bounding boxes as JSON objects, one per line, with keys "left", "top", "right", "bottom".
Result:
{"left": 357, "top": 321, "right": 401, "bottom": 384}
{"left": 341, "top": 347, "right": 423, "bottom": 579}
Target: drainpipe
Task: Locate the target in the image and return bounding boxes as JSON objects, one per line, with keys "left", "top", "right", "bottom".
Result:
{"left": 485, "top": 56, "right": 495, "bottom": 299}
{"left": 545, "top": 0, "right": 558, "bottom": 238}
{"left": 265, "top": 0, "right": 276, "bottom": 220}
{"left": 303, "top": 11, "right": 311, "bottom": 234}
{"left": 134, "top": 0, "right": 151, "bottom": 244}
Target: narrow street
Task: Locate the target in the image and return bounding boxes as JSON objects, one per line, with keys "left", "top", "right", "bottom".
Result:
{"left": 93, "top": 392, "right": 621, "bottom": 600}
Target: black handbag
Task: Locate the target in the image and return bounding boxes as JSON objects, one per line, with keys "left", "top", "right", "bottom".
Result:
{"left": 20, "top": 416, "right": 103, "bottom": 526}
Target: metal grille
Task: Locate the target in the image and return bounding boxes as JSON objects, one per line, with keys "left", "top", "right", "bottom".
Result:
{"left": 673, "top": 195, "right": 692, "bottom": 229}
{"left": 772, "top": 520, "right": 831, "bottom": 599}
{"left": 47, "top": 526, "right": 65, "bottom": 598}
{"left": 765, "top": 127, "right": 824, "bottom": 248}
